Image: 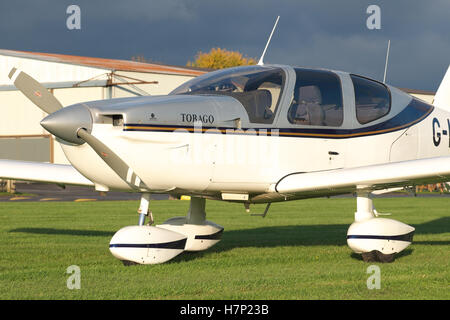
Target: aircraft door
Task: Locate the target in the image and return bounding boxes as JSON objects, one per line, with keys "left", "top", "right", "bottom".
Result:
{"left": 281, "top": 68, "right": 347, "bottom": 171}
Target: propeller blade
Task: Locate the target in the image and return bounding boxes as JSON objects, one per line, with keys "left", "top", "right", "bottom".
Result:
{"left": 77, "top": 128, "right": 149, "bottom": 191}
{"left": 8, "top": 67, "right": 63, "bottom": 114}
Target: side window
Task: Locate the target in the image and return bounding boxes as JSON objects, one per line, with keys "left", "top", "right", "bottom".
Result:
{"left": 288, "top": 69, "right": 343, "bottom": 127}
{"left": 351, "top": 75, "right": 391, "bottom": 124}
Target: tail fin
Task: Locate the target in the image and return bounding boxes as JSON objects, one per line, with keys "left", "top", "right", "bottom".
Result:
{"left": 433, "top": 65, "right": 450, "bottom": 112}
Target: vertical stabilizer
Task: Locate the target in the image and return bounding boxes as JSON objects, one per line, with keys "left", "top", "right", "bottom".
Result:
{"left": 433, "top": 65, "right": 450, "bottom": 112}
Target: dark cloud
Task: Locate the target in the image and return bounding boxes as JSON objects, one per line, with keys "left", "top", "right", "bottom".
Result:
{"left": 0, "top": 0, "right": 449, "bottom": 90}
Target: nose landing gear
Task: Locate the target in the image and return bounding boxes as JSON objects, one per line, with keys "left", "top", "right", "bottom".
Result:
{"left": 109, "top": 195, "right": 223, "bottom": 265}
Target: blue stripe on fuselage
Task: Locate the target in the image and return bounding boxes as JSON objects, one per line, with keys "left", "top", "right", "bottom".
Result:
{"left": 123, "top": 98, "right": 433, "bottom": 139}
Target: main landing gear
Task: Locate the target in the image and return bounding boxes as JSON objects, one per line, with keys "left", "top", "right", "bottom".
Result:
{"left": 109, "top": 195, "right": 223, "bottom": 265}
{"left": 347, "top": 191, "right": 415, "bottom": 262}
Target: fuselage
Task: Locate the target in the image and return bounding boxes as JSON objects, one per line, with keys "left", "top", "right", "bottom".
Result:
{"left": 54, "top": 64, "right": 450, "bottom": 201}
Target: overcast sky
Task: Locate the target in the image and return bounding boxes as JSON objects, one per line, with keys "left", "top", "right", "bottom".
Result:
{"left": 1, "top": 0, "right": 449, "bottom": 91}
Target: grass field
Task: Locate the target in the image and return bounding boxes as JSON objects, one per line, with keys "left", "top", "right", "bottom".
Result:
{"left": 0, "top": 197, "right": 448, "bottom": 300}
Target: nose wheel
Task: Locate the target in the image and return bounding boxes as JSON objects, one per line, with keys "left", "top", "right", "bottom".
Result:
{"left": 157, "top": 197, "right": 224, "bottom": 252}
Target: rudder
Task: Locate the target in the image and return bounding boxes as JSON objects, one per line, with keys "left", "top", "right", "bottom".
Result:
{"left": 433, "top": 65, "right": 450, "bottom": 112}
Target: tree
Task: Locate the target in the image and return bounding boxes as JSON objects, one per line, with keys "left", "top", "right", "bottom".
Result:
{"left": 187, "top": 48, "right": 257, "bottom": 69}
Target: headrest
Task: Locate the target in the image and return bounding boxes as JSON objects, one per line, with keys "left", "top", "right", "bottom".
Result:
{"left": 254, "top": 89, "right": 272, "bottom": 107}
{"left": 299, "top": 85, "right": 322, "bottom": 104}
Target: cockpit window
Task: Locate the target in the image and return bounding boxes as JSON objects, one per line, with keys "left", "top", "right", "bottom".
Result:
{"left": 351, "top": 75, "right": 391, "bottom": 125}
{"left": 288, "top": 69, "right": 343, "bottom": 127}
{"left": 170, "top": 66, "right": 285, "bottom": 124}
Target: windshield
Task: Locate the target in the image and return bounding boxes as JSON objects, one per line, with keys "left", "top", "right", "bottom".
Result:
{"left": 171, "top": 66, "right": 286, "bottom": 124}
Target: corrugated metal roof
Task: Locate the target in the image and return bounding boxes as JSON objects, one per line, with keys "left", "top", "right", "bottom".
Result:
{"left": 0, "top": 49, "right": 206, "bottom": 77}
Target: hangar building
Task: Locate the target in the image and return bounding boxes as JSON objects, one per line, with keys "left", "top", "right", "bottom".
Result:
{"left": 0, "top": 49, "right": 205, "bottom": 165}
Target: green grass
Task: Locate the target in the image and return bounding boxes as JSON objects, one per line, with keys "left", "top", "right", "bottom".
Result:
{"left": 0, "top": 197, "right": 448, "bottom": 299}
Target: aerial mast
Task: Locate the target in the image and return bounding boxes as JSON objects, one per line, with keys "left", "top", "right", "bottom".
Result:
{"left": 383, "top": 39, "right": 391, "bottom": 83}
{"left": 257, "top": 16, "right": 280, "bottom": 66}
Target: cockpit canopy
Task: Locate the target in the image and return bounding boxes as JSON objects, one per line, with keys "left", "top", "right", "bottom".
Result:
{"left": 171, "top": 65, "right": 398, "bottom": 128}
{"left": 171, "top": 65, "right": 285, "bottom": 124}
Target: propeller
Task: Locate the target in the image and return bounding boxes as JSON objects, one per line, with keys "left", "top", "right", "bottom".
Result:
{"left": 9, "top": 67, "right": 149, "bottom": 191}
{"left": 8, "top": 68, "right": 63, "bottom": 114}
{"left": 77, "top": 128, "right": 148, "bottom": 191}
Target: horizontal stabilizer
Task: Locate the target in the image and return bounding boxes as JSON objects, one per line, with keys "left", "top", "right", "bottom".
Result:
{"left": 0, "top": 159, "right": 93, "bottom": 186}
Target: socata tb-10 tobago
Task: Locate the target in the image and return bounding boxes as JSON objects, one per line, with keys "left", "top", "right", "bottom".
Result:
{"left": 2, "top": 20, "right": 450, "bottom": 264}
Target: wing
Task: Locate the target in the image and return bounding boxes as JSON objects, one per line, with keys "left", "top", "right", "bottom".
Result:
{"left": 0, "top": 159, "right": 94, "bottom": 186}
{"left": 251, "top": 156, "right": 450, "bottom": 203}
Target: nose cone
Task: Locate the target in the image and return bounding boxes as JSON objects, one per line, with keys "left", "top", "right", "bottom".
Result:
{"left": 41, "top": 104, "right": 92, "bottom": 145}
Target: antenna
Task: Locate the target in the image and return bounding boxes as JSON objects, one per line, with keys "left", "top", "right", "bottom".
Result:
{"left": 257, "top": 16, "right": 280, "bottom": 66}
{"left": 383, "top": 39, "right": 390, "bottom": 83}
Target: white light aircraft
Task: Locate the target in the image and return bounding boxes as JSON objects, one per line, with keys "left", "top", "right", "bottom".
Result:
{"left": 2, "top": 58, "right": 450, "bottom": 264}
